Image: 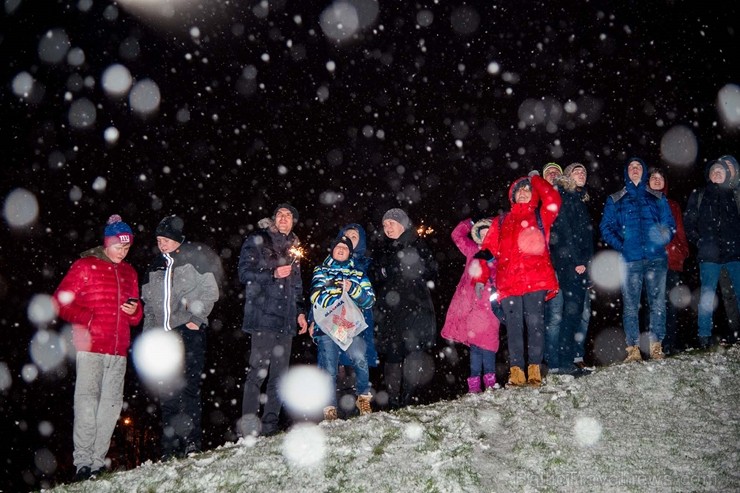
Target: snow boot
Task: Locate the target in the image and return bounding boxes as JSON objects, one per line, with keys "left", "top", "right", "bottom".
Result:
{"left": 467, "top": 376, "right": 482, "bottom": 394}
{"left": 483, "top": 373, "right": 497, "bottom": 391}
{"left": 355, "top": 394, "right": 372, "bottom": 416}
{"left": 507, "top": 366, "right": 526, "bottom": 387}
{"left": 323, "top": 406, "right": 338, "bottom": 421}
{"left": 650, "top": 342, "right": 665, "bottom": 360}
{"left": 624, "top": 345, "right": 642, "bottom": 363}
{"left": 527, "top": 364, "right": 542, "bottom": 387}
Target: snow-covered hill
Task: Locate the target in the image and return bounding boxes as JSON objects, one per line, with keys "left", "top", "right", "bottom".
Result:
{"left": 45, "top": 345, "right": 740, "bottom": 493}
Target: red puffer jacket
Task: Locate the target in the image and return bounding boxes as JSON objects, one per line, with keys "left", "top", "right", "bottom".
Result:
{"left": 475, "top": 175, "right": 561, "bottom": 301}
{"left": 54, "top": 247, "right": 142, "bottom": 356}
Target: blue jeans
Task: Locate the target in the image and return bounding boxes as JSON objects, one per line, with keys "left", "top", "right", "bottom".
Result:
{"left": 544, "top": 289, "right": 564, "bottom": 369}
{"left": 622, "top": 257, "right": 667, "bottom": 346}
{"left": 698, "top": 261, "right": 740, "bottom": 338}
{"left": 469, "top": 345, "right": 496, "bottom": 377}
{"left": 317, "top": 334, "right": 370, "bottom": 405}
{"left": 575, "top": 290, "right": 592, "bottom": 361}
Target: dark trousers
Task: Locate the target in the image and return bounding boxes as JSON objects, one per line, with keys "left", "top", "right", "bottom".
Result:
{"left": 559, "top": 272, "right": 589, "bottom": 369}
{"left": 160, "top": 325, "right": 206, "bottom": 458}
{"left": 241, "top": 331, "right": 293, "bottom": 436}
{"left": 503, "top": 290, "right": 546, "bottom": 368}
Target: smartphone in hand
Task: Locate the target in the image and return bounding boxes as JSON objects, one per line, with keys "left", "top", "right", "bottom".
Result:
{"left": 126, "top": 297, "right": 138, "bottom": 304}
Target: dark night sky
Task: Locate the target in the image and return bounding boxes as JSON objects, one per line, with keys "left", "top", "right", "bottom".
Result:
{"left": 1, "top": 0, "right": 738, "bottom": 490}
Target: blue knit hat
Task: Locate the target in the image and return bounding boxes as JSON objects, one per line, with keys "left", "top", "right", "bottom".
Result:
{"left": 104, "top": 214, "right": 133, "bottom": 247}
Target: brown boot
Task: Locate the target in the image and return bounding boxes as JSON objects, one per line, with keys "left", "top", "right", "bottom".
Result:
{"left": 323, "top": 406, "right": 338, "bottom": 421}
{"left": 650, "top": 342, "right": 665, "bottom": 360}
{"left": 527, "top": 364, "right": 542, "bottom": 387}
{"left": 507, "top": 366, "right": 526, "bottom": 387}
{"left": 624, "top": 345, "right": 642, "bottom": 363}
{"left": 355, "top": 394, "right": 372, "bottom": 416}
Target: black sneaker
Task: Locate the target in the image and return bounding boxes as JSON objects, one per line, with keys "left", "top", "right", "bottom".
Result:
{"left": 90, "top": 467, "right": 105, "bottom": 479}
{"left": 74, "top": 466, "right": 92, "bottom": 482}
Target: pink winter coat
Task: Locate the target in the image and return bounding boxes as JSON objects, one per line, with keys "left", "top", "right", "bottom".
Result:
{"left": 441, "top": 220, "right": 500, "bottom": 352}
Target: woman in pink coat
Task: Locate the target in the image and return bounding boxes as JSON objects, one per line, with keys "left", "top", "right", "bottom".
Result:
{"left": 441, "top": 218, "right": 501, "bottom": 393}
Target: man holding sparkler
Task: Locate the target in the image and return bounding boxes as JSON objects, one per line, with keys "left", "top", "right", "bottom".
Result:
{"left": 238, "top": 203, "right": 308, "bottom": 437}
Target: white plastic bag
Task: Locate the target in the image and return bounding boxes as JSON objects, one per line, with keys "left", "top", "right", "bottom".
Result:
{"left": 312, "top": 291, "right": 368, "bottom": 351}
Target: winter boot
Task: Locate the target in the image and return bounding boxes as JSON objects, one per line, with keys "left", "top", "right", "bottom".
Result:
{"left": 467, "top": 376, "right": 482, "bottom": 394}
{"left": 483, "top": 373, "right": 497, "bottom": 391}
{"left": 507, "top": 366, "right": 526, "bottom": 387}
{"left": 650, "top": 342, "right": 665, "bottom": 360}
{"left": 355, "top": 394, "right": 373, "bottom": 416}
{"left": 624, "top": 345, "right": 642, "bottom": 363}
{"left": 527, "top": 364, "right": 542, "bottom": 387}
{"left": 323, "top": 406, "right": 338, "bottom": 421}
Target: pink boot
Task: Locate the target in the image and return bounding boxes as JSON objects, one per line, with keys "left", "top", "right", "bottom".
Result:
{"left": 483, "top": 373, "right": 497, "bottom": 390}
{"left": 467, "top": 376, "right": 482, "bottom": 394}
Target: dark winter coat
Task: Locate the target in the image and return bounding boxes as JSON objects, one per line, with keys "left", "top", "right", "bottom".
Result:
{"left": 550, "top": 175, "right": 594, "bottom": 276}
{"left": 141, "top": 242, "right": 220, "bottom": 331}
{"left": 684, "top": 160, "right": 740, "bottom": 264}
{"left": 474, "top": 175, "right": 561, "bottom": 301}
{"left": 373, "top": 227, "right": 437, "bottom": 355}
{"left": 441, "top": 220, "right": 500, "bottom": 352}
{"left": 238, "top": 223, "right": 305, "bottom": 334}
{"left": 54, "top": 247, "right": 142, "bottom": 356}
{"left": 600, "top": 158, "right": 675, "bottom": 262}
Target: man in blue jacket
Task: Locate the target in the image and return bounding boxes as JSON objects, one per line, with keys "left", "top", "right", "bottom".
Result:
{"left": 238, "top": 204, "right": 308, "bottom": 437}
{"left": 600, "top": 158, "right": 675, "bottom": 362}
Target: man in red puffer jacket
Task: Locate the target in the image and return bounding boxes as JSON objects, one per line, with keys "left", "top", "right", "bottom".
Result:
{"left": 54, "top": 214, "right": 142, "bottom": 481}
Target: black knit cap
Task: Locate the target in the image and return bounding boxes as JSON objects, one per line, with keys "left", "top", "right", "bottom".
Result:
{"left": 155, "top": 215, "right": 185, "bottom": 243}
{"left": 331, "top": 235, "right": 355, "bottom": 255}
{"left": 273, "top": 203, "right": 299, "bottom": 221}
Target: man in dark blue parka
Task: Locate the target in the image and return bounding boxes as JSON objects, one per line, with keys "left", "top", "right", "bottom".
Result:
{"left": 600, "top": 158, "right": 675, "bottom": 362}
{"left": 238, "top": 204, "right": 308, "bottom": 437}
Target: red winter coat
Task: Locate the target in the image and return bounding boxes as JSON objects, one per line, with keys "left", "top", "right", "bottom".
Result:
{"left": 474, "top": 175, "right": 561, "bottom": 301}
{"left": 54, "top": 247, "right": 142, "bottom": 356}
{"left": 441, "top": 220, "right": 500, "bottom": 352}
{"left": 652, "top": 180, "right": 689, "bottom": 272}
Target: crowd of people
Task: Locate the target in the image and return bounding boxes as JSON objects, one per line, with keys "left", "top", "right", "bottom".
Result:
{"left": 51, "top": 154, "right": 739, "bottom": 481}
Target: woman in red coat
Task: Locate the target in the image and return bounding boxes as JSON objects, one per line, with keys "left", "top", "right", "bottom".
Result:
{"left": 54, "top": 215, "right": 142, "bottom": 481}
{"left": 474, "top": 174, "right": 561, "bottom": 387}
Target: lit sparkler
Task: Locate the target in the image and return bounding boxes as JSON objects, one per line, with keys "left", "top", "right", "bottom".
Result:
{"left": 417, "top": 224, "right": 435, "bottom": 237}
{"left": 289, "top": 245, "right": 305, "bottom": 265}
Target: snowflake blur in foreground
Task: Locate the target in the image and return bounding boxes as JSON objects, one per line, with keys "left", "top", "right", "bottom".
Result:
{"left": 279, "top": 365, "right": 333, "bottom": 418}
{"left": 132, "top": 329, "right": 184, "bottom": 384}
{"left": 3, "top": 188, "right": 39, "bottom": 228}
{"left": 589, "top": 250, "right": 624, "bottom": 292}
{"left": 281, "top": 423, "right": 326, "bottom": 468}
{"left": 573, "top": 416, "right": 602, "bottom": 447}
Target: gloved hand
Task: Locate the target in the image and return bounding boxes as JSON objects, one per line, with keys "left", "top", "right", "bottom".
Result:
{"left": 475, "top": 282, "right": 484, "bottom": 299}
{"left": 528, "top": 170, "right": 540, "bottom": 177}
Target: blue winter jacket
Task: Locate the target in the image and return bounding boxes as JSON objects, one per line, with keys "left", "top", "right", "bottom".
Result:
{"left": 600, "top": 158, "right": 675, "bottom": 262}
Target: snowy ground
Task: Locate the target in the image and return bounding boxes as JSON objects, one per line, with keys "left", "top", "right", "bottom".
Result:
{"left": 43, "top": 345, "right": 740, "bottom": 493}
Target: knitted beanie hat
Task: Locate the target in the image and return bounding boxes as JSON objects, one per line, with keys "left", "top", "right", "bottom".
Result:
{"left": 104, "top": 214, "right": 133, "bottom": 247}
{"left": 155, "top": 215, "right": 185, "bottom": 243}
{"left": 382, "top": 208, "right": 412, "bottom": 229}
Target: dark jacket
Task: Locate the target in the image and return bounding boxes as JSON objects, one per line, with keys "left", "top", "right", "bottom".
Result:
{"left": 373, "top": 227, "right": 437, "bottom": 354}
{"left": 684, "top": 160, "right": 740, "bottom": 264}
{"left": 600, "top": 158, "right": 675, "bottom": 262}
{"left": 54, "top": 247, "right": 142, "bottom": 356}
{"left": 141, "top": 242, "right": 220, "bottom": 331}
{"left": 550, "top": 174, "right": 594, "bottom": 276}
{"left": 238, "top": 222, "right": 305, "bottom": 334}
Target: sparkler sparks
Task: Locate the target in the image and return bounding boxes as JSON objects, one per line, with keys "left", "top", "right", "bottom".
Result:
{"left": 417, "top": 224, "right": 435, "bottom": 237}
{"left": 289, "top": 245, "right": 306, "bottom": 265}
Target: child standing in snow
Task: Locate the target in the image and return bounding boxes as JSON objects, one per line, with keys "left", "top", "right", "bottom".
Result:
{"left": 304, "top": 235, "right": 376, "bottom": 420}
{"left": 442, "top": 218, "right": 501, "bottom": 393}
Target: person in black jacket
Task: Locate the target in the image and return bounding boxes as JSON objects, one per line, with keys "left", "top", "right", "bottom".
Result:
{"left": 237, "top": 204, "right": 308, "bottom": 437}
{"left": 684, "top": 160, "right": 740, "bottom": 348}
{"left": 373, "top": 208, "right": 437, "bottom": 408}
{"left": 549, "top": 163, "right": 594, "bottom": 376}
